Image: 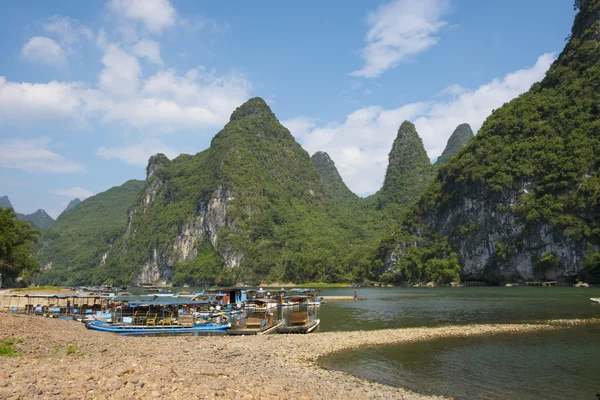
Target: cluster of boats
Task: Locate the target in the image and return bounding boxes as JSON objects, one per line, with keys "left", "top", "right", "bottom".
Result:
{"left": 3, "top": 288, "right": 322, "bottom": 336}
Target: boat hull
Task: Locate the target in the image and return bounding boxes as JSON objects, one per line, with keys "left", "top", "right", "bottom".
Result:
{"left": 276, "top": 319, "right": 320, "bottom": 334}
{"left": 85, "top": 321, "right": 230, "bottom": 335}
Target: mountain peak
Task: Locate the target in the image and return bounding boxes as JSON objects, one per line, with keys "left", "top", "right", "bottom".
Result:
{"left": 572, "top": 0, "right": 600, "bottom": 39}
{"left": 435, "top": 123, "right": 474, "bottom": 167}
{"left": 229, "top": 97, "right": 274, "bottom": 122}
{"left": 311, "top": 151, "right": 357, "bottom": 202}
{"left": 17, "top": 209, "right": 55, "bottom": 230}
{"left": 146, "top": 153, "right": 171, "bottom": 179}
{"left": 377, "top": 121, "right": 434, "bottom": 208}
{"left": 0, "top": 195, "right": 12, "bottom": 209}
{"left": 62, "top": 198, "right": 82, "bottom": 214}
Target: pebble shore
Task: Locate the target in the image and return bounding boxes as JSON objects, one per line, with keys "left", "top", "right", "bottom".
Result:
{"left": 0, "top": 313, "right": 596, "bottom": 400}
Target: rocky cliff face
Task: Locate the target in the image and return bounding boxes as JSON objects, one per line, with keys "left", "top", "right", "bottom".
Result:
{"left": 383, "top": 2, "right": 600, "bottom": 284}
{"left": 434, "top": 123, "right": 474, "bottom": 167}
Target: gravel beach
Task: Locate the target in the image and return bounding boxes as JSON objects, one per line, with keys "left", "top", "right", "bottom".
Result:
{"left": 0, "top": 313, "right": 595, "bottom": 400}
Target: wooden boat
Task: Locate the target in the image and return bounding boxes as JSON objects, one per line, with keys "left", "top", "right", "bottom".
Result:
{"left": 85, "top": 319, "right": 230, "bottom": 335}
{"left": 591, "top": 297, "right": 600, "bottom": 303}
{"left": 277, "top": 310, "right": 320, "bottom": 334}
{"left": 227, "top": 311, "right": 282, "bottom": 335}
{"left": 244, "top": 298, "right": 279, "bottom": 311}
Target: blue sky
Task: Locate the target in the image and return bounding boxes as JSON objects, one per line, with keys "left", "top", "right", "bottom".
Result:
{"left": 0, "top": 0, "right": 575, "bottom": 217}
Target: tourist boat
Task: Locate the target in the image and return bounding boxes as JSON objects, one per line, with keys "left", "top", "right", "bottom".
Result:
{"left": 227, "top": 311, "right": 282, "bottom": 335}
{"left": 590, "top": 297, "right": 600, "bottom": 303}
{"left": 277, "top": 309, "right": 320, "bottom": 334}
{"left": 244, "top": 298, "right": 279, "bottom": 311}
{"left": 280, "top": 294, "right": 322, "bottom": 307}
{"left": 85, "top": 319, "right": 230, "bottom": 335}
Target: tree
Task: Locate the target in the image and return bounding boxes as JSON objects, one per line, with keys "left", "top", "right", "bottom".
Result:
{"left": 0, "top": 208, "right": 40, "bottom": 286}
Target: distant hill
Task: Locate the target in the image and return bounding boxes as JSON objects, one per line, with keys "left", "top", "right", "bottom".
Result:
{"left": 434, "top": 123, "right": 474, "bottom": 167}
{"left": 61, "top": 198, "right": 81, "bottom": 215}
{"left": 0, "top": 195, "right": 12, "bottom": 208}
{"left": 0, "top": 195, "right": 55, "bottom": 230}
{"left": 17, "top": 210, "right": 55, "bottom": 230}
{"left": 36, "top": 180, "right": 145, "bottom": 285}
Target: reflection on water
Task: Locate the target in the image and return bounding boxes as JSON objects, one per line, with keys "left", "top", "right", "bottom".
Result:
{"left": 321, "top": 323, "right": 600, "bottom": 400}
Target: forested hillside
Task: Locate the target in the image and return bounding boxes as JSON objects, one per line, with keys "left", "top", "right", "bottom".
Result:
{"left": 381, "top": 0, "right": 600, "bottom": 284}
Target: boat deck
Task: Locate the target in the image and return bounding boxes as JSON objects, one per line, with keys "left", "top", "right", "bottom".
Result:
{"left": 227, "top": 321, "right": 282, "bottom": 336}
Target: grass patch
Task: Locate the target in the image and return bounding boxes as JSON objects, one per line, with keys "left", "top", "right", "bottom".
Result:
{"left": 11, "top": 286, "right": 63, "bottom": 292}
{"left": 65, "top": 344, "right": 82, "bottom": 356}
{"left": 0, "top": 338, "right": 23, "bottom": 357}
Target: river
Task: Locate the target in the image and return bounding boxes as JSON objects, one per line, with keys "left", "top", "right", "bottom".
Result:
{"left": 317, "top": 286, "right": 600, "bottom": 399}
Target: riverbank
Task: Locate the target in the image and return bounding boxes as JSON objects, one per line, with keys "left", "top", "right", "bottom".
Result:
{"left": 1, "top": 313, "right": 597, "bottom": 399}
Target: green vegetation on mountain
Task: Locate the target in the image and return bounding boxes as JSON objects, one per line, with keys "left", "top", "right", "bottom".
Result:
{"left": 95, "top": 98, "right": 369, "bottom": 286}
{"left": 311, "top": 151, "right": 358, "bottom": 202}
{"left": 35, "top": 180, "right": 144, "bottom": 285}
{"left": 373, "top": 121, "right": 435, "bottom": 212}
{"left": 380, "top": 1, "right": 600, "bottom": 284}
{"left": 0, "top": 208, "right": 40, "bottom": 286}
{"left": 1, "top": 196, "right": 55, "bottom": 230}
{"left": 434, "top": 123, "right": 474, "bottom": 167}
{"left": 17, "top": 210, "right": 55, "bottom": 230}
{"left": 62, "top": 198, "right": 81, "bottom": 215}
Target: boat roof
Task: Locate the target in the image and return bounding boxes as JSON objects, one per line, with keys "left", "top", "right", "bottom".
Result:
{"left": 247, "top": 298, "right": 278, "bottom": 304}
{"left": 9, "top": 294, "right": 107, "bottom": 299}
{"left": 127, "top": 299, "right": 209, "bottom": 307}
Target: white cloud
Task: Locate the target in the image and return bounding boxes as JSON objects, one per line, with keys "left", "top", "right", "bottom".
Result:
{"left": 350, "top": 0, "right": 450, "bottom": 78}
{"left": 281, "top": 116, "right": 317, "bottom": 139}
{"left": 108, "top": 0, "right": 176, "bottom": 34}
{"left": 0, "top": 65, "right": 251, "bottom": 130}
{"left": 97, "top": 138, "right": 181, "bottom": 167}
{"left": 43, "top": 15, "right": 94, "bottom": 47}
{"left": 132, "top": 39, "right": 163, "bottom": 65}
{"left": 0, "top": 77, "right": 86, "bottom": 123}
{"left": 289, "top": 53, "right": 554, "bottom": 196}
{"left": 0, "top": 137, "right": 83, "bottom": 174}
{"left": 98, "top": 44, "right": 141, "bottom": 98}
{"left": 21, "top": 36, "right": 66, "bottom": 66}
{"left": 50, "top": 187, "right": 94, "bottom": 198}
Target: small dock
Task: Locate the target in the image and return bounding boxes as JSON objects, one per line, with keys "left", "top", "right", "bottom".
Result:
{"left": 276, "top": 319, "right": 320, "bottom": 334}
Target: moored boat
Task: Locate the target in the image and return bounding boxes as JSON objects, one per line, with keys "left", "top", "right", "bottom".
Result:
{"left": 277, "top": 309, "right": 320, "bottom": 334}
{"left": 591, "top": 297, "right": 600, "bottom": 303}
{"left": 85, "top": 319, "right": 230, "bottom": 335}
{"left": 227, "top": 311, "right": 282, "bottom": 335}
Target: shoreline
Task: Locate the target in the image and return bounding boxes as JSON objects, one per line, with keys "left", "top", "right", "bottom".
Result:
{"left": 1, "top": 314, "right": 598, "bottom": 399}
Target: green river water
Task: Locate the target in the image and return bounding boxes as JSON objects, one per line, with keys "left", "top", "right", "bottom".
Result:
{"left": 315, "top": 286, "right": 600, "bottom": 399}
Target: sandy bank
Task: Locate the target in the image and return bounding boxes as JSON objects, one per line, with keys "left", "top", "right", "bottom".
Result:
{"left": 0, "top": 314, "right": 597, "bottom": 400}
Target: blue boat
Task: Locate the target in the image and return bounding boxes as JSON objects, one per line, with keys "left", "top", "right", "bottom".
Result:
{"left": 85, "top": 320, "right": 230, "bottom": 335}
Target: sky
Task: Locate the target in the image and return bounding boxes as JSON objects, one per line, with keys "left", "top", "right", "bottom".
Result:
{"left": 0, "top": 0, "right": 576, "bottom": 218}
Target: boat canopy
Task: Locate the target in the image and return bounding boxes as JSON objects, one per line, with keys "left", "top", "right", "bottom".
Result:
{"left": 127, "top": 298, "right": 209, "bottom": 307}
